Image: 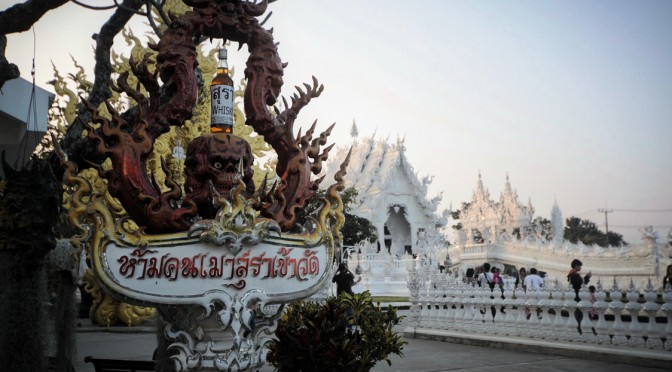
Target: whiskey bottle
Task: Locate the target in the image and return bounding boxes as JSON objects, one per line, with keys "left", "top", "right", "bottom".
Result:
{"left": 210, "top": 48, "right": 234, "bottom": 133}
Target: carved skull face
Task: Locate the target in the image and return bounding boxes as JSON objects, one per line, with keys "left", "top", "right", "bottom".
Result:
{"left": 184, "top": 133, "right": 255, "bottom": 219}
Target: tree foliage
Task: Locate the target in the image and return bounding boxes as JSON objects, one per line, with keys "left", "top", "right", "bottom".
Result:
{"left": 450, "top": 202, "right": 468, "bottom": 231}
{"left": 298, "top": 186, "right": 378, "bottom": 246}
{"left": 564, "top": 216, "right": 626, "bottom": 247}
{"left": 532, "top": 216, "right": 552, "bottom": 241}
{"left": 450, "top": 202, "right": 628, "bottom": 247}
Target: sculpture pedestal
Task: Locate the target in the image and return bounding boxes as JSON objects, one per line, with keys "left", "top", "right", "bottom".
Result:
{"left": 159, "top": 297, "right": 283, "bottom": 371}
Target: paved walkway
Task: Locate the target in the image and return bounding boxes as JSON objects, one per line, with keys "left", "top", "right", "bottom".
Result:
{"left": 72, "top": 310, "right": 671, "bottom": 372}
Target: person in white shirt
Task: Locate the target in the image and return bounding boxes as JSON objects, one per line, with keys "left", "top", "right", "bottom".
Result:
{"left": 523, "top": 267, "right": 544, "bottom": 320}
{"left": 477, "top": 263, "right": 493, "bottom": 288}
{"left": 523, "top": 268, "right": 544, "bottom": 290}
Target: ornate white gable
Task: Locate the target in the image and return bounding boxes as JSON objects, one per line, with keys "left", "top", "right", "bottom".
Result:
{"left": 323, "top": 133, "right": 448, "bottom": 255}
{"left": 460, "top": 173, "right": 534, "bottom": 244}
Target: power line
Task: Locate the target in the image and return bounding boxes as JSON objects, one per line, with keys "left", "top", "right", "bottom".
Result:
{"left": 573, "top": 209, "right": 599, "bottom": 216}
{"left": 598, "top": 208, "right": 613, "bottom": 235}
{"left": 572, "top": 208, "right": 672, "bottom": 215}
{"left": 611, "top": 208, "right": 672, "bottom": 213}
{"left": 609, "top": 225, "right": 672, "bottom": 229}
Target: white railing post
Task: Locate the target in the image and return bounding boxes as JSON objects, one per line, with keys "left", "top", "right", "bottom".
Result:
{"left": 492, "top": 293, "right": 505, "bottom": 335}
{"left": 444, "top": 286, "right": 457, "bottom": 331}
{"left": 661, "top": 286, "right": 672, "bottom": 351}
{"left": 593, "top": 280, "right": 610, "bottom": 345}
{"left": 520, "top": 288, "right": 534, "bottom": 337}
{"left": 609, "top": 280, "right": 627, "bottom": 346}
{"left": 577, "top": 285, "right": 596, "bottom": 344}
{"left": 526, "top": 289, "right": 543, "bottom": 338}
{"left": 455, "top": 291, "right": 468, "bottom": 332}
{"left": 625, "top": 280, "right": 644, "bottom": 347}
{"left": 550, "top": 281, "right": 565, "bottom": 341}
{"left": 463, "top": 288, "right": 477, "bottom": 332}
{"left": 537, "top": 288, "right": 553, "bottom": 339}
{"left": 429, "top": 281, "right": 440, "bottom": 329}
{"left": 557, "top": 286, "right": 572, "bottom": 342}
{"left": 410, "top": 274, "right": 672, "bottom": 355}
{"left": 437, "top": 293, "right": 448, "bottom": 330}
{"left": 406, "top": 261, "right": 422, "bottom": 328}
{"left": 419, "top": 285, "right": 430, "bottom": 328}
{"left": 501, "top": 283, "right": 515, "bottom": 336}
{"left": 512, "top": 289, "right": 526, "bottom": 338}
{"left": 642, "top": 279, "right": 662, "bottom": 349}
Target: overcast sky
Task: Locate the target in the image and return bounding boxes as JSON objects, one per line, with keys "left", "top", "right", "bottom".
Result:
{"left": 2, "top": 0, "right": 671, "bottom": 244}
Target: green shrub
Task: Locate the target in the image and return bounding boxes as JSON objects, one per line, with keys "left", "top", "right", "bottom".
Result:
{"left": 267, "top": 291, "right": 406, "bottom": 372}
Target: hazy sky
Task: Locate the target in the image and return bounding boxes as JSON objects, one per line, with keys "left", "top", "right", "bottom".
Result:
{"left": 2, "top": 0, "right": 671, "bottom": 243}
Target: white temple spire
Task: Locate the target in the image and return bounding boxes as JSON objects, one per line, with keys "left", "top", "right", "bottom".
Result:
{"left": 551, "top": 198, "right": 563, "bottom": 244}
{"left": 350, "top": 118, "right": 359, "bottom": 139}
{"left": 527, "top": 196, "right": 534, "bottom": 216}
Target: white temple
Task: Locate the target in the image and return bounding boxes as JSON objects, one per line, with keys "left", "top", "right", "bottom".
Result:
{"left": 323, "top": 130, "right": 449, "bottom": 257}
{"left": 457, "top": 172, "right": 535, "bottom": 245}
{"left": 449, "top": 174, "right": 672, "bottom": 290}
{"left": 322, "top": 128, "right": 450, "bottom": 296}
{"left": 319, "top": 129, "right": 671, "bottom": 296}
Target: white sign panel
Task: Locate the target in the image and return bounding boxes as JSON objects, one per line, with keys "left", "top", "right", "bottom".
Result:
{"left": 96, "top": 240, "right": 329, "bottom": 306}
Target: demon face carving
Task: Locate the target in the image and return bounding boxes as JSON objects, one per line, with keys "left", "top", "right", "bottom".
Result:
{"left": 185, "top": 133, "right": 255, "bottom": 219}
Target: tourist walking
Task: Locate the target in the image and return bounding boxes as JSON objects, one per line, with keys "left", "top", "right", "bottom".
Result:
{"left": 477, "top": 263, "right": 492, "bottom": 289}
{"left": 465, "top": 267, "right": 475, "bottom": 284}
{"left": 523, "top": 268, "right": 544, "bottom": 291}
{"left": 243, "top": 298, "right": 259, "bottom": 338}
{"left": 567, "top": 258, "right": 592, "bottom": 334}
{"left": 514, "top": 267, "right": 527, "bottom": 294}
{"left": 567, "top": 259, "right": 591, "bottom": 301}
{"left": 333, "top": 262, "right": 361, "bottom": 327}
{"left": 477, "top": 263, "right": 498, "bottom": 320}
{"left": 332, "top": 262, "right": 361, "bottom": 296}
{"left": 473, "top": 266, "right": 484, "bottom": 287}
{"left": 492, "top": 267, "right": 505, "bottom": 299}
{"left": 522, "top": 268, "right": 543, "bottom": 319}
{"left": 663, "top": 264, "right": 672, "bottom": 291}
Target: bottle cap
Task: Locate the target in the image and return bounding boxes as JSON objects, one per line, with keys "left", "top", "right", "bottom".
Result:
{"left": 218, "top": 48, "right": 227, "bottom": 60}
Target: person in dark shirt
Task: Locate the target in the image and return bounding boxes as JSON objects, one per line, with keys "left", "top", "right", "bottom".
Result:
{"left": 663, "top": 264, "right": 672, "bottom": 291}
{"left": 243, "top": 298, "right": 259, "bottom": 338}
{"left": 514, "top": 267, "right": 527, "bottom": 293}
{"left": 567, "top": 259, "right": 592, "bottom": 302}
{"left": 332, "top": 263, "right": 360, "bottom": 296}
{"left": 567, "top": 258, "right": 592, "bottom": 334}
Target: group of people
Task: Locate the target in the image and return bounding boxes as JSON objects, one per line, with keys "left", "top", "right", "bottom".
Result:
{"left": 465, "top": 259, "right": 591, "bottom": 296}
{"left": 465, "top": 263, "right": 545, "bottom": 294}
{"left": 462, "top": 258, "right": 593, "bottom": 327}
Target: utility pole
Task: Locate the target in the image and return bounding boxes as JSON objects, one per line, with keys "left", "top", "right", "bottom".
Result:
{"left": 598, "top": 208, "right": 613, "bottom": 235}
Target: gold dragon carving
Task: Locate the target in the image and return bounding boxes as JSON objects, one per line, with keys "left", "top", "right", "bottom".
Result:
{"left": 56, "top": 0, "right": 340, "bottom": 326}
{"left": 52, "top": 1, "right": 273, "bottom": 327}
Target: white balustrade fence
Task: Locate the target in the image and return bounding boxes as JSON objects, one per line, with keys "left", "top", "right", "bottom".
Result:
{"left": 407, "top": 273, "right": 672, "bottom": 351}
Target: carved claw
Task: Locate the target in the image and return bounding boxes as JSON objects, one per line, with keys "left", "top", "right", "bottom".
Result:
{"left": 82, "top": 0, "right": 336, "bottom": 233}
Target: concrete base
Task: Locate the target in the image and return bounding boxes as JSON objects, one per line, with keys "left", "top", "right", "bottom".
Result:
{"left": 404, "top": 327, "right": 672, "bottom": 370}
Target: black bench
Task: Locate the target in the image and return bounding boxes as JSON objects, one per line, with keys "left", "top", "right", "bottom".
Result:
{"left": 84, "top": 356, "right": 156, "bottom": 372}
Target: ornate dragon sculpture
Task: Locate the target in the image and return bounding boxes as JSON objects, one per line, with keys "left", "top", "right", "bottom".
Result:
{"left": 84, "top": 0, "right": 333, "bottom": 233}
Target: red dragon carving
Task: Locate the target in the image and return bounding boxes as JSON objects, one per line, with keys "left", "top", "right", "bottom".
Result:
{"left": 84, "top": 0, "right": 333, "bottom": 233}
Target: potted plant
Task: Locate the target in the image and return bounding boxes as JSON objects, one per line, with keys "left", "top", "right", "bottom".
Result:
{"left": 267, "top": 291, "right": 406, "bottom": 371}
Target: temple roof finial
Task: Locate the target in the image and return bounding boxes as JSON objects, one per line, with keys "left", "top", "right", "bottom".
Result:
{"left": 350, "top": 118, "right": 359, "bottom": 139}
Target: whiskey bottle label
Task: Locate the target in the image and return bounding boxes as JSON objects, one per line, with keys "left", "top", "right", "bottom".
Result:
{"left": 211, "top": 85, "right": 234, "bottom": 125}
